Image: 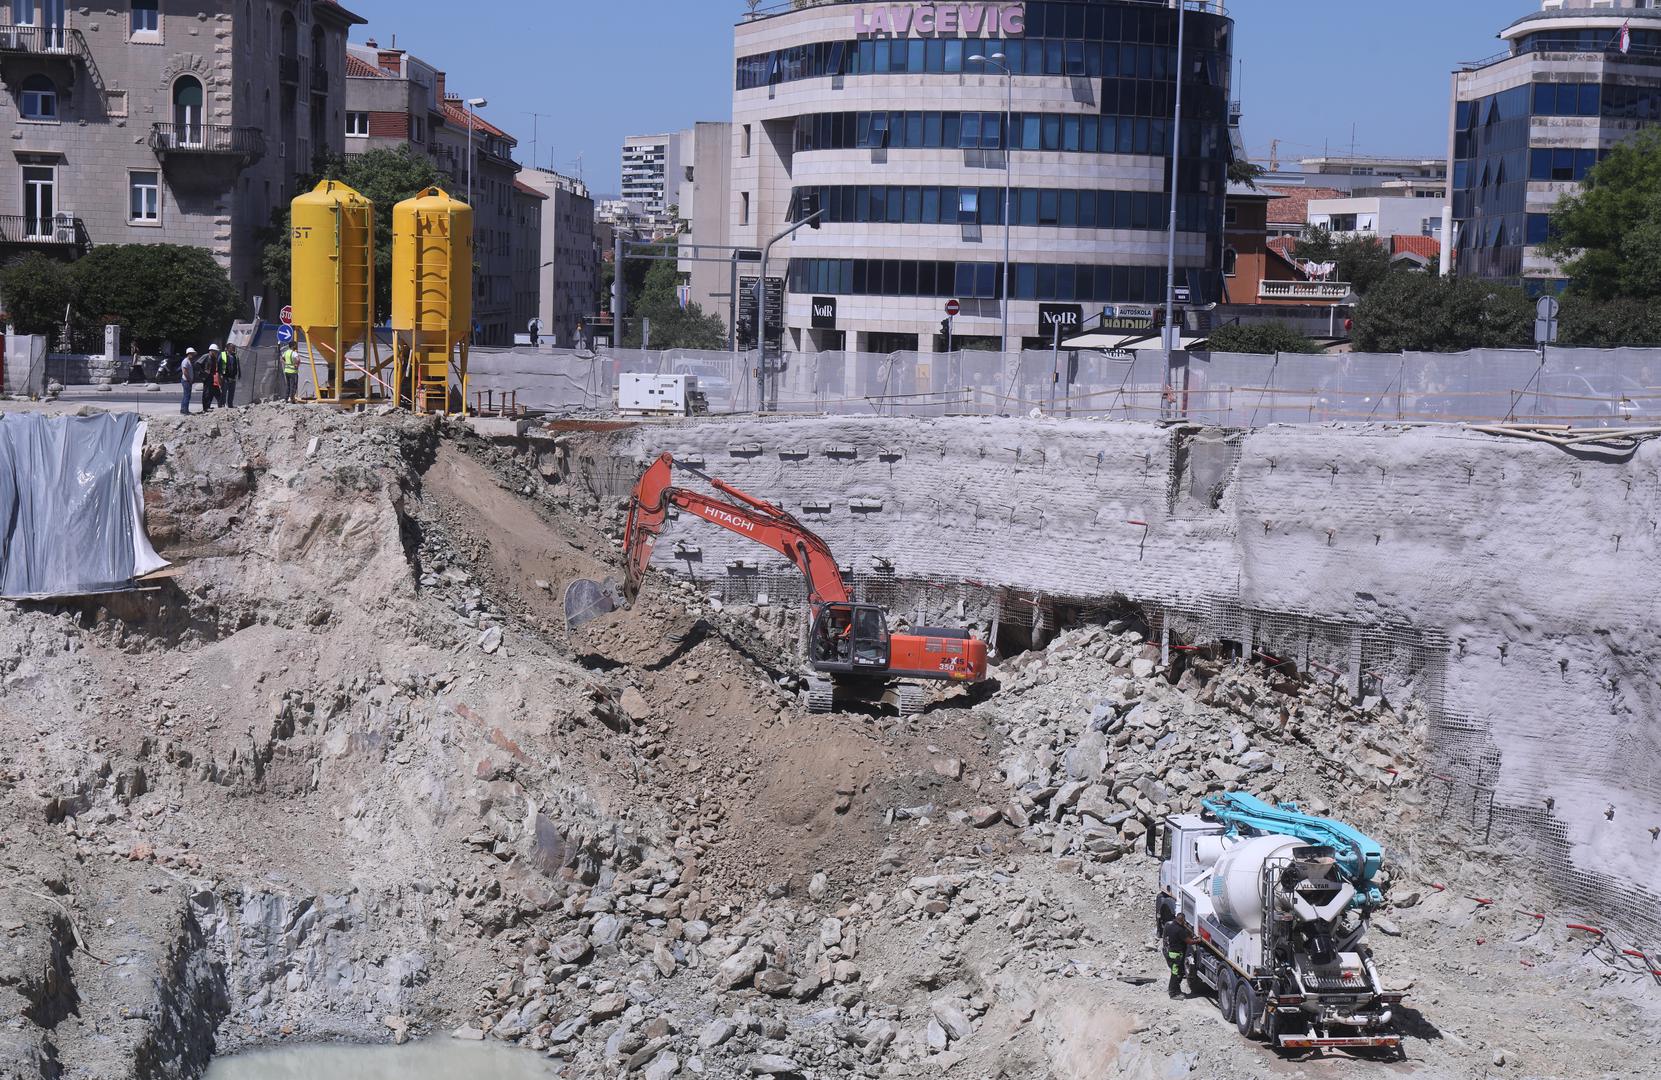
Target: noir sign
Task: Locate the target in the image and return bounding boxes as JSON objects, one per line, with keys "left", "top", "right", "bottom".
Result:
{"left": 1039, "top": 303, "right": 1083, "bottom": 335}
{"left": 812, "top": 296, "right": 837, "bottom": 330}
{"left": 854, "top": 3, "right": 1026, "bottom": 38}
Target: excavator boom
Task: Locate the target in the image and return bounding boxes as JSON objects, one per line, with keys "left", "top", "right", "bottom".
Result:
{"left": 618, "top": 453, "right": 988, "bottom": 708}
{"left": 622, "top": 453, "right": 850, "bottom": 607}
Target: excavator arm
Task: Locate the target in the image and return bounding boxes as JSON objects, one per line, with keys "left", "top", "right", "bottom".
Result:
{"left": 622, "top": 453, "right": 851, "bottom": 607}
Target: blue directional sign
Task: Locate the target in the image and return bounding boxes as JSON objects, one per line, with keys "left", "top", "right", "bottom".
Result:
{"left": 276, "top": 324, "right": 295, "bottom": 345}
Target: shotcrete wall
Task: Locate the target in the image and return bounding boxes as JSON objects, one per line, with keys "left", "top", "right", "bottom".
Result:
{"left": 569, "top": 416, "right": 1661, "bottom": 944}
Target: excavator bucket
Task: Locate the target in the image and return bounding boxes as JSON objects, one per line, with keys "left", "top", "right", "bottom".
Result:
{"left": 563, "top": 577, "right": 617, "bottom": 630}
{"left": 621, "top": 454, "right": 675, "bottom": 606}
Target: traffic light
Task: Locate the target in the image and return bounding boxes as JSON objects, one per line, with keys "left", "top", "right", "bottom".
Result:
{"left": 801, "top": 192, "right": 822, "bottom": 229}
{"left": 940, "top": 319, "right": 952, "bottom": 338}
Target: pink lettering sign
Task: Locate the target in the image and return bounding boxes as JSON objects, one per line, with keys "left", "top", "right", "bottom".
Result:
{"left": 853, "top": 3, "right": 1026, "bottom": 39}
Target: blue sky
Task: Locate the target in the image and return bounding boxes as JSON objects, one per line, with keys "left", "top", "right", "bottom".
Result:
{"left": 340, "top": 0, "right": 1533, "bottom": 194}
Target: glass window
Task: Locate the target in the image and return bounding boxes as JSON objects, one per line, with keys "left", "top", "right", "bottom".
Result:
{"left": 905, "top": 111, "right": 923, "bottom": 148}
{"left": 886, "top": 185, "right": 904, "bottom": 223}
{"left": 942, "top": 112, "right": 960, "bottom": 149}
{"left": 958, "top": 189, "right": 978, "bottom": 223}
{"left": 1579, "top": 83, "right": 1600, "bottom": 116}
{"left": 925, "top": 39, "right": 945, "bottom": 73}
{"left": 1059, "top": 190, "right": 1078, "bottom": 227}
{"left": 1039, "top": 190, "right": 1059, "bottom": 225}
{"left": 1042, "top": 114, "right": 1061, "bottom": 150}
{"left": 870, "top": 185, "right": 886, "bottom": 220}
{"left": 975, "top": 264, "right": 996, "bottom": 299}
{"left": 346, "top": 111, "right": 368, "bottom": 136}
{"left": 1526, "top": 215, "right": 1551, "bottom": 246}
{"left": 944, "top": 39, "right": 964, "bottom": 73}
{"left": 20, "top": 73, "right": 56, "bottom": 119}
{"left": 1062, "top": 117, "right": 1081, "bottom": 152}
{"left": 904, "top": 187, "right": 922, "bottom": 223}
{"left": 922, "top": 187, "right": 940, "bottom": 223}
{"left": 129, "top": 170, "right": 159, "bottom": 222}
{"left": 924, "top": 112, "right": 942, "bottom": 147}
{"left": 1065, "top": 41, "right": 1086, "bottom": 77}
{"left": 981, "top": 113, "right": 1001, "bottom": 149}
{"left": 954, "top": 262, "right": 975, "bottom": 298}
{"left": 1222, "top": 248, "right": 1237, "bottom": 276}
{"left": 1021, "top": 114, "right": 1040, "bottom": 150}
{"left": 1016, "top": 264, "right": 1037, "bottom": 300}
{"left": 907, "top": 39, "right": 925, "bottom": 73}
{"left": 959, "top": 112, "right": 981, "bottom": 148}
{"left": 131, "top": 0, "right": 159, "bottom": 34}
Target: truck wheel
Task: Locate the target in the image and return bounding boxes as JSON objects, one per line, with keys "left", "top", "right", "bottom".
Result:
{"left": 1216, "top": 971, "right": 1234, "bottom": 1020}
{"left": 1234, "top": 983, "right": 1260, "bottom": 1039}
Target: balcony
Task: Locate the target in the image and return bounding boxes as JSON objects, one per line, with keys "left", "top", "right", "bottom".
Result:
{"left": 279, "top": 54, "right": 300, "bottom": 85}
{"left": 1260, "top": 280, "right": 1355, "bottom": 303}
{"left": 149, "top": 123, "right": 266, "bottom": 164}
{"left": 0, "top": 212, "right": 86, "bottom": 248}
{"left": 0, "top": 24, "right": 108, "bottom": 98}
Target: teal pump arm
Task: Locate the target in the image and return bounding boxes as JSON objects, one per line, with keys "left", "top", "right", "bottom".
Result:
{"left": 1202, "top": 792, "right": 1385, "bottom": 911}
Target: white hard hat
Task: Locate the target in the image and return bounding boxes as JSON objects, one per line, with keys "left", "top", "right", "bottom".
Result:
{"left": 209, "top": 343, "right": 220, "bottom": 350}
{"left": 185, "top": 347, "right": 197, "bottom": 354}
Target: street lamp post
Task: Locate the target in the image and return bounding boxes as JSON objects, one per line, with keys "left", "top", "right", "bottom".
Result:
{"left": 970, "top": 53, "right": 1013, "bottom": 358}
{"left": 465, "top": 97, "right": 488, "bottom": 206}
{"left": 1162, "top": 5, "right": 1187, "bottom": 354}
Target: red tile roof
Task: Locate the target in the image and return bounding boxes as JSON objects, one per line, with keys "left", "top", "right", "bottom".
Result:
{"left": 513, "top": 179, "right": 548, "bottom": 200}
{"left": 1391, "top": 235, "right": 1441, "bottom": 260}
{"left": 440, "top": 99, "right": 513, "bottom": 142}
{"left": 1265, "top": 186, "right": 1349, "bottom": 227}
{"left": 1266, "top": 236, "right": 1310, "bottom": 277}
{"left": 345, "top": 53, "right": 386, "bottom": 78}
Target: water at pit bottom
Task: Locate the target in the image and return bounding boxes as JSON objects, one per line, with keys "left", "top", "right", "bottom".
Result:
{"left": 204, "top": 1040, "right": 558, "bottom": 1079}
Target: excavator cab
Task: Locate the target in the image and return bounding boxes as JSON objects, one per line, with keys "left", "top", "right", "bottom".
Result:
{"left": 809, "top": 602, "right": 891, "bottom": 673}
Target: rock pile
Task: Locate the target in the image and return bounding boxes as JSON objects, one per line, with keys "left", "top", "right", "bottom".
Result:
{"left": 989, "top": 622, "right": 1424, "bottom": 874}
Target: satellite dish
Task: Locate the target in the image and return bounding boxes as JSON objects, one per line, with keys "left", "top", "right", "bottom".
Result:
{"left": 564, "top": 578, "right": 618, "bottom": 631}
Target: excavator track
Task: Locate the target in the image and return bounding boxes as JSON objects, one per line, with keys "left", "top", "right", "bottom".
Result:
{"left": 805, "top": 676, "right": 836, "bottom": 714}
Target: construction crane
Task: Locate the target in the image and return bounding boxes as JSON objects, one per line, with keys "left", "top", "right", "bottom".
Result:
{"left": 620, "top": 453, "right": 988, "bottom": 714}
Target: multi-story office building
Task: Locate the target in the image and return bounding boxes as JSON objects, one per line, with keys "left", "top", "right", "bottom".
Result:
{"left": 511, "top": 179, "right": 545, "bottom": 341}
{"left": 731, "top": 0, "right": 1233, "bottom": 353}
{"left": 519, "top": 167, "right": 598, "bottom": 348}
{"left": 344, "top": 38, "right": 521, "bottom": 345}
{"left": 0, "top": 0, "right": 361, "bottom": 309}
{"left": 1450, "top": 0, "right": 1661, "bottom": 291}
{"left": 676, "top": 121, "right": 735, "bottom": 329}
{"left": 621, "top": 132, "right": 686, "bottom": 226}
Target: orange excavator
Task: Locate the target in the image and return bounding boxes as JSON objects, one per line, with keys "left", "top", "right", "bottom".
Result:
{"left": 620, "top": 453, "right": 988, "bottom": 714}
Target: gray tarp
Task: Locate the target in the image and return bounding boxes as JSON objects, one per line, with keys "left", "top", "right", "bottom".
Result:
{"left": 0, "top": 413, "right": 167, "bottom": 599}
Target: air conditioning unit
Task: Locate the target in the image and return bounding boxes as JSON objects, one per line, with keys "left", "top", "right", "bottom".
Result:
{"left": 53, "top": 212, "right": 75, "bottom": 244}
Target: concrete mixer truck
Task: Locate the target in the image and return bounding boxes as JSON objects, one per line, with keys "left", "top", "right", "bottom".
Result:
{"left": 1156, "top": 793, "right": 1405, "bottom": 1054}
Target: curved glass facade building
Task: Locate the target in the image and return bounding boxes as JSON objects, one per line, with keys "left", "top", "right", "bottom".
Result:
{"left": 1450, "top": 1, "right": 1661, "bottom": 291}
{"left": 730, "top": 0, "right": 1233, "bottom": 353}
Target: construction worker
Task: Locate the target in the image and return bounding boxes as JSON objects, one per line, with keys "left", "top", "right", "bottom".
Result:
{"left": 200, "top": 343, "right": 221, "bottom": 410}
{"left": 281, "top": 342, "right": 299, "bottom": 403}
{"left": 1162, "top": 917, "right": 1190, "bottom": 998}
{"left": 219, "top": 342, "right": 241, "bottom": 407}
{"left": 179, "top": 348, "right": 196, "bottom": 415}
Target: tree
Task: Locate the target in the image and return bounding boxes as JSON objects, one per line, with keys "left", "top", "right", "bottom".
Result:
{"left": 1558, "top": 296, "right": 1661, "bottom": 347}
{"left": 1293, "top": 227, "right": 1392, "bottom": 295}
{"left": 0, "top": 254, "right": 75, "bottom": 338}
{"left": 1541, "top": 127, "right": 1661, "bottom": 301}
{"left": 624, "top": 253, "right": 727, "bottom": 350}
{"left": 73, "top": 245, "right": 241, "bottom": 352}
{"left": 1204, "top": 321, "right": 1321, "bottom": 355}
{"left": 1228, "top": 158, "right": 1266, "bottom": 190}
{"left": 1353, "top": 272, "right": 1532, "bottom": 352}
{"left": 260, "top": 146, "right": 444, "bottom": 319}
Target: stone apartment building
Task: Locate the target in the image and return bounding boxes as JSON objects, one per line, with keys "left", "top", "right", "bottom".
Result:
{"left": 518, "top": 166, "right": 597, "bottom": 348}
{"left": 0, "top": 0, "right": 361, "bottom": 311}
{"left": 344, "top": 38, "right": 523, "bottom": 345}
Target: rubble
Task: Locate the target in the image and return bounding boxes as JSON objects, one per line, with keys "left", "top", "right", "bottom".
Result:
{"left": 0, "top": 407, "right": 1648, "bottom": 1080}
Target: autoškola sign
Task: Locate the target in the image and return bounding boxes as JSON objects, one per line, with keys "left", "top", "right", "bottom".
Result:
{"left": 854, "top": 3, "right": 1027, "bottom": 38}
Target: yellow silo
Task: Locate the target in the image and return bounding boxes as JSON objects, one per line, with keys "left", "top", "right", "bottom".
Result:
{"left": 289, "top": 180, "right": 386, "bottom": 404}
{"left": 392, "top": 187, "right": 473, "bottom": 414}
